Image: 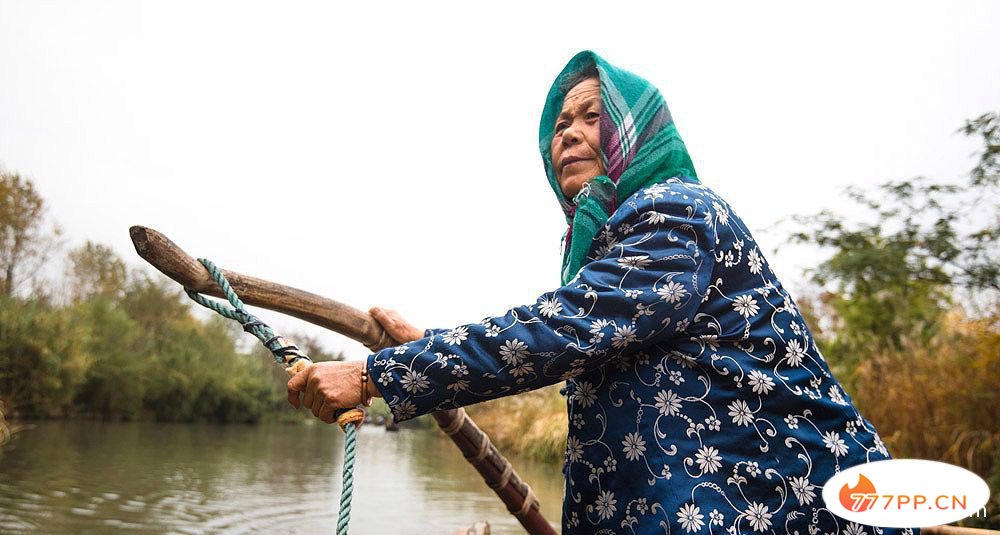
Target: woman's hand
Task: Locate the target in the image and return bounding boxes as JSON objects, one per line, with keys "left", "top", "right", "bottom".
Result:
{"left": 287, "top": 360, "right": 380, "bottom": 424}
{"left": 287, "top": 306, "right": 420, "bottom": 424}
{"left": 369, "top": 306, "right": 424, "bottom": 343}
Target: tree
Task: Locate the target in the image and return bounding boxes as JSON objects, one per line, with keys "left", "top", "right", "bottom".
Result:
{"left": 784, "top": 112, "right": 999, "bottom": 361}
{"left": 0, "top": 168, "right": 61, "bottom": 297}
{"left": 66, "top": 241, "right": 128, "bottom": 303}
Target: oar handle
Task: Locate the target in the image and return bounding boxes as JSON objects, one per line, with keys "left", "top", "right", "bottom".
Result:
{"left": 129, "top": 225, "right": 396, "bottom": 350}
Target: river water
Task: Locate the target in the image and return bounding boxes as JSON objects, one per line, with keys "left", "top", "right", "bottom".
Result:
{"left": 0, "top": 420, "right": 565, "bottom": 534}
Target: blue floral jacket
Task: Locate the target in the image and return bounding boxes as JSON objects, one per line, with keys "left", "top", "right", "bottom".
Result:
{"left": 367, "top": 177, "right": 917, "bottom": 535}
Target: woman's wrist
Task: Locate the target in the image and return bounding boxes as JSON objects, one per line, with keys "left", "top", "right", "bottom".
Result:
{"left": 362, "top": 359, "right": 382, "bottom": 399}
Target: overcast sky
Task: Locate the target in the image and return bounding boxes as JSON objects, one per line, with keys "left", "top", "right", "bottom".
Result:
{"left": 1, "top": 1, "right": 997, "bottom": 360}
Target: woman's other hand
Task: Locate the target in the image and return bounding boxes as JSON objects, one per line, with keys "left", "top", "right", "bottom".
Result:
{"left": 369, "top": 306, "right": 424, "bottom": 343}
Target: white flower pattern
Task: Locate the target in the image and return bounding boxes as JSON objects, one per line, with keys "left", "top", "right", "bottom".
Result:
{"left": 657, "top": 280, "right": 688, "bottom": 303}
{"left": 622, "top": 432, "right": 647, "bottom": 461}
{"left": 677, "top": 503, "right": 705, "bottom": 532}
{"left": 733, "top": 294, "right": 760, "bottom": 318}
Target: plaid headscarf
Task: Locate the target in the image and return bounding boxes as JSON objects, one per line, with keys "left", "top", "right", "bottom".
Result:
{"left": 539, "top": 50, "right": 699, "bottom": 284}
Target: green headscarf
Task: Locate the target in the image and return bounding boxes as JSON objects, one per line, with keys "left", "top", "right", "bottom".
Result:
{"left": 539, "top": 50, "right": 699, "bottom": 284}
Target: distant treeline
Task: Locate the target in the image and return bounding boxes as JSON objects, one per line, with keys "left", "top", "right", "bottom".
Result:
{"left": 0, "top": 276, "right": 344, "bottom": 423}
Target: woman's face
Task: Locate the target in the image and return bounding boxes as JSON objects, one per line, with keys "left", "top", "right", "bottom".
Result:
{"left": 551, "top": 77, "right": 604, "bottom": 199}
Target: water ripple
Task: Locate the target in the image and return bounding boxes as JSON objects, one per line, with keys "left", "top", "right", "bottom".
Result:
{"left": 0, "top": 420, "right": 564, "bottom": 534}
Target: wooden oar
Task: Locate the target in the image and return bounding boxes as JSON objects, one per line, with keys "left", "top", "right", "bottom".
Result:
{"left": 129, "top": 225, "right": 557, "bottom": 535}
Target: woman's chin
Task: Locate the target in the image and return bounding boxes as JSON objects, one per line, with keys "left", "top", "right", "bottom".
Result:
{"left": 560, "top": 175, "right": 596, "bottom": 199}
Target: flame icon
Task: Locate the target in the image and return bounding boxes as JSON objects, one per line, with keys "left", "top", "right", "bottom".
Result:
{"left": 839, "top": 473, "right": 878, "bottom": 512}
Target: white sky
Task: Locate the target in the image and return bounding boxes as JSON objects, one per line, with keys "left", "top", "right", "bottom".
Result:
{"left": 1, "top": 1, "right": 998, "bottom": 360}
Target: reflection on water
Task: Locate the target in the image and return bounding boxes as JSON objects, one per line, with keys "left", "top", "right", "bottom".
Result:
{"left": 0, "top": 420, "right": 564, "bottom": 534}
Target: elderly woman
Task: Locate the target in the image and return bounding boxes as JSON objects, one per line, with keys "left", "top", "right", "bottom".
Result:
{"left": 289, "top": 51, "right": 917, "bottom": 535}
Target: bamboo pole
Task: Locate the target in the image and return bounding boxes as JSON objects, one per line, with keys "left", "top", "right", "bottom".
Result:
{"left": 129, "top": 225, "right": 557, "bottom": 535}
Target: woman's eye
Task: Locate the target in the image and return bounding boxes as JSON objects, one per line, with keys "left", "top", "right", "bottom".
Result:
{"left": 587, "top": 112, "right": 600, "bottom": 119}
{"left": 555, "top": 122, "right": 568, "bottom": 132}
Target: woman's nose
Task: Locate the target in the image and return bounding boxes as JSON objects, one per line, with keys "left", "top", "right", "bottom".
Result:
{"left": 562, "top": 123, "right": 582, "bottom": 145}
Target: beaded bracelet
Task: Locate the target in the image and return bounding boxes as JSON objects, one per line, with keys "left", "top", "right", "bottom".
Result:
{"left": 360, "top": 366, "right": 372, "bottom": 407}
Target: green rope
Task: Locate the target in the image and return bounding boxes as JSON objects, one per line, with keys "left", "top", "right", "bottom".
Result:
{"left": 185, "top": 257, "right": 361, "bottom": 535}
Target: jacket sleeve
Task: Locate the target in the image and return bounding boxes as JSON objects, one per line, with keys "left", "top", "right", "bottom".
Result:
{"left": 367, "top": 192, "right": 716, "bottom": 423}
{"left": 423, "top": 328, "right": 451, "bottom": 338}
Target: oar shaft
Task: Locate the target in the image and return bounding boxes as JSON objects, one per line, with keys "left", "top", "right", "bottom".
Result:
{"left": 129, "top": 226, "right": 392, "bottom": 350}
{"left": 433, "top": 408, "right": 557, "bottom": 535}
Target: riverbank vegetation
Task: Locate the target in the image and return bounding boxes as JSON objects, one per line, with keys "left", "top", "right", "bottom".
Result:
{"left": 0, "top": 280, "right": 345, "bottom": 423}
{"left": 466, "top": 384, "right": 567, "bottom": 464}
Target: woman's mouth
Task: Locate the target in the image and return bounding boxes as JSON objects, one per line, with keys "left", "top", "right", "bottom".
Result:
{"left": 562, "top": 158, "right": 593, "bottom": 171}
